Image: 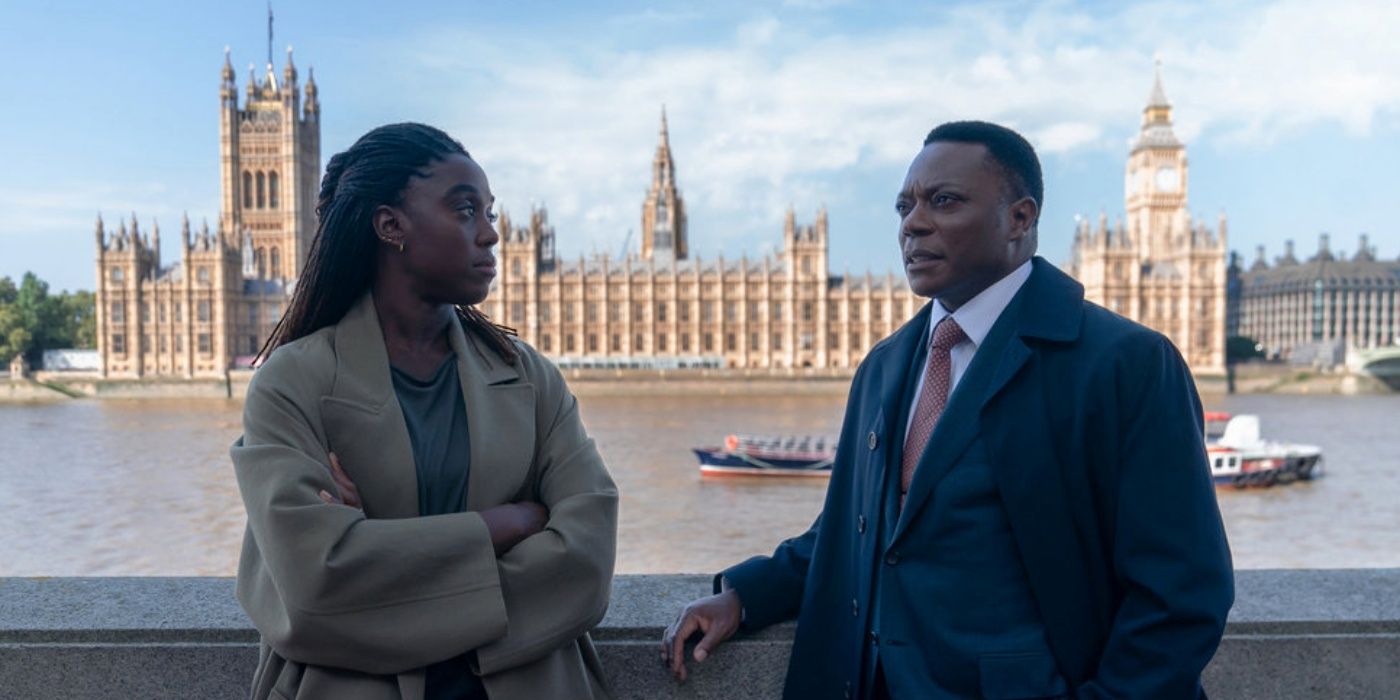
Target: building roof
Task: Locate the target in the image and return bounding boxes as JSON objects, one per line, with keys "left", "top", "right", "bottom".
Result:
{"left": 1147, "top": 62, "right": 1171, "bottom": 109}
{"left": 1241, "top": 235, "right": 1400, "bottom": 292}
{"left": 1133, "top": 63, "right": 1182, "bottom": 151}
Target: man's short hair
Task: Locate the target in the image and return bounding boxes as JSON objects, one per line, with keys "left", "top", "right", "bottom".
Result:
{"left": 924, "top": 121, "right": 1043, "bottom": 214}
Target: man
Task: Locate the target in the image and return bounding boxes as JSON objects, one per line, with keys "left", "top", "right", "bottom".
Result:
{"left": 662, "top": 121, "right": 1233, "bottom": 699}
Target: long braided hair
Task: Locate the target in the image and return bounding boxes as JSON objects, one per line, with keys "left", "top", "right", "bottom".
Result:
{"left": 256, "top": 123, "right": 517, "bottom": 365}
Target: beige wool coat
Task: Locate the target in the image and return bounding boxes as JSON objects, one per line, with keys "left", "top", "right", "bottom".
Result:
{"left": 232, "top": 294, "right": 618, "bottom": 699}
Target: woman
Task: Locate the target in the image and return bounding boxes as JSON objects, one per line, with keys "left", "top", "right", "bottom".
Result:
{"left": 232, "top": 123, "right": 618, "bottom": 699}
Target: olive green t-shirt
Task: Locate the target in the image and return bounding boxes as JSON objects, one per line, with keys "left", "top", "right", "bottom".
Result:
{"left": 390, "top": 354, "right": 486, "bottom": 700}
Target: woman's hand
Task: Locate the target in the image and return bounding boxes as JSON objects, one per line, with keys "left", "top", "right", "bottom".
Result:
{"left": 318, "top": 452, "right": 363, "bottom": 509}
{"left": 480, "top": 502, "right": 549, "bottom": 556}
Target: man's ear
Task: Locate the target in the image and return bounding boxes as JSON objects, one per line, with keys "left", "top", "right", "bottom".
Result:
{"left": 1007, "top": 196, "right": 1039, "bottom": 242}
{"left": 372, "top": 204, "right": 405, "bottom": 249}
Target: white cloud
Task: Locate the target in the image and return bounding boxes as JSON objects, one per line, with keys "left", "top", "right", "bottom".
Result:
{"left": 7, "top": 0, "right": 1395, "bottom": 290}
{"left": 288, "top": 0, "right": 1400, "bottom": 262}
{"left": 35, "top": 0, "right": 1366, "bottom": 270}
{"left": 781, "top": 0, "right": 855, "bottom": 8}
{"left": 736, "top": 17, "right": 781, "bottom": 46}
{"left": 1036, "top": 122, "right": 1104, "bottom": 153}
{"left": 0, "top": 182, "right": 190, "bottom": 241}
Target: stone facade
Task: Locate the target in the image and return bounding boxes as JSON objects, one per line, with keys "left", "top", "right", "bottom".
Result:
{"left": 480, "top": 113, "right": 922, "bottom": 370}
{"left": 93, "top": 56, "right": 1247, "bottom": 377}
{"left": 1069, "top": 67, "right": 1228, "bottom": 376}
{"left": 93, "top": 46, "right": 320, "bottom": 378}
{"left": 1232, "top": 234, "right": 1400, "bottom": 360}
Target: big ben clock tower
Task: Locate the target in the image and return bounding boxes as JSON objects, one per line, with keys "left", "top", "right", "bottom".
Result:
{"left": 1125, "top": 63, "right": 1190, "bottom": 262}
{"left": 1071, "top": 63, "right": 1227, "bottom": 376}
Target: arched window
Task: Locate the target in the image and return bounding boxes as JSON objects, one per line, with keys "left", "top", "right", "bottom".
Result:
{"left": 270, "top": 247, "right": 280, "bottom": 278}
{"left": 256, "top": 172, "right": 266, "bottom": 209}
{"left": 268, "top": 171, "right": 279, "bottom": 209}
{"left": 242, "top": 171, "right": 253, "bottom": 209}
{"left": 256, "top": 247, "right": 266, "bottom": 279}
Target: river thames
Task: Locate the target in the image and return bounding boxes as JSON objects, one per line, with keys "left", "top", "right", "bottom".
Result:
{"left": 1, "top": 390, "right": 1397, "bottom": 576}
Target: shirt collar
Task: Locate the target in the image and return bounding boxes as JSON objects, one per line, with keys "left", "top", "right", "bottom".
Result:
{"left": 927, "top": 259, "right": 1033, "bottom": 349}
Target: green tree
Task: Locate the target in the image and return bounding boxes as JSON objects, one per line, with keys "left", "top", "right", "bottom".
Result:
{"left": 0, "top": 273, "right": 98, "bottom": 364}
{"left": 63, "top": 290, "right": 97, "bottom": 349}
{"left": 0, "top": 276, "right": 27, "bottom": 362}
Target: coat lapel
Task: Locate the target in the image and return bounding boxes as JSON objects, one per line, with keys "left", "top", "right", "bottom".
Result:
{"left": 318, "top": 295, "right": 421, "bottom": 519}
{"left": 891, "top": 303, "right": 1018, "bottom": 541}
{"left": 982, "top": 258, "right": 1082, "bottom": 407}
{"left": 980, "top": 260, "right": 1093, "bottom": 676}
{"left": 317, "top": 295, "right": 537, "bottom": 519}
{"left": 446, "top": 316, "right": 536, "bottom": 511}
{"left": 891, "top": 258, "right": 1081, "bottom": 544}
{"left": 876, "top": 301, "right": 934, "bottom": 446}
{"left": 856, "top": 303, "right": 930, "bottom": 543}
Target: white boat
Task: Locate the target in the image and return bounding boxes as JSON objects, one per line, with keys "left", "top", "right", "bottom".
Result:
{"left": 1206, "top": 414, "right": 1323, "bottom": 489}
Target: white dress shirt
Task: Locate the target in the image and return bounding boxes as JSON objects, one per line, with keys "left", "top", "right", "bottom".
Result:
{"left": 903, "top": 260, "right": 1033, "bottom": 443}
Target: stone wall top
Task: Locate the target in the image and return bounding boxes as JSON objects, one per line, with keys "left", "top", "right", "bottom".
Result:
{"left": 3, "top": 570, "right": 1399, "bottom": 699}
{"left": 6, "top": 570, "right": 1398, "bottom": 643}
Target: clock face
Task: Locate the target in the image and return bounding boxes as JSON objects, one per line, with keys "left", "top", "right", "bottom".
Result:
{"left": 1155, "top": 166, "right": 1179, "bottom": 191}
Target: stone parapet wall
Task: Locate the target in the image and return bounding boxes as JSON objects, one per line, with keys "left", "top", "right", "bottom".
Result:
{"left": 2, "top": 570, "right": 1398, "bottom": 698}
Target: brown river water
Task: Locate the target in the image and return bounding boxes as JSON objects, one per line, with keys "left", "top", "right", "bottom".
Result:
{"left": 1, "top": 391, "right": 1396, "bottom": 576}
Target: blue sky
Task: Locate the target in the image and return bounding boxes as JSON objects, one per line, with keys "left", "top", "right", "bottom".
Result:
{"left": 2, "top": 0, "right": 1397, "bottom": 292}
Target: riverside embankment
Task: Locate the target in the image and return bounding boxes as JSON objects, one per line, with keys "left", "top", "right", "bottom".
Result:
{"left": 3, "top": 360, "right": 1394, "bottom": 403}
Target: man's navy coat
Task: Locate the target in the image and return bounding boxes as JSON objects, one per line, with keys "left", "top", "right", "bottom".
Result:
{"left": 722, "top": 258, "right": 1234, "bottom": 699}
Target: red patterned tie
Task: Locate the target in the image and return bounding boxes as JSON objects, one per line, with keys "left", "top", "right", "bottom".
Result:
{"left": 901, "top": 317, "right": 968, "bottom": 496}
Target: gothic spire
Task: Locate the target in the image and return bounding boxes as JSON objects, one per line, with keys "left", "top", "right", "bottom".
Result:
{"left": 1134, "top": 60, "right": 1180, "bottom": 150}
{"left": 653, "top": 106, "right": 674, "bottom": 188}
{"left": 222, "top": 46, "right": 236, "bottom": 86}
{"left": 303, "top": 66, "right": 319, "bottom": 117}
{"left": 267, "top": 2, "right": 275, "bottom": 69}
{"left": 642, "top": 107, "right": 686, "bottom": 261}
{"left": 1147, "top": 59, "right": 1170, "bottom": 109}
{"left": 283, "top": 45, "right": 297, "bottom": 87}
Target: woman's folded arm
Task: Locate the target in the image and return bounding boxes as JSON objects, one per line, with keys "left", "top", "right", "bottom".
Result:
{"left": 473, "top": 360, "right": 619, "bottom": 675}
{"left": 233, "top": 369, "right": 509, "bottom": 675}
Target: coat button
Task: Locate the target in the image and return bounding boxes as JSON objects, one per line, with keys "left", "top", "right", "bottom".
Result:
{"left": 868, "top": 431, "right": 878, "bottom": 450}
{"left": 885, "top": 552, "right": 901, "bottom": 566}
{"left": 857, "top": 515, "right": 866, "bottom": 534}
{"left": 867, "top": 630, "right": 880, "bottom": 645}
{"left": 851, "top": 598, "right": 859, "bottom": 616}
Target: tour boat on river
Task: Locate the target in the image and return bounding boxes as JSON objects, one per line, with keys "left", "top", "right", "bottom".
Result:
{"left": 693, "top": 434, "right": 836, "bottom": 478}
{"left": 1206, "top": 413, "right": 1324, "bottom": 489}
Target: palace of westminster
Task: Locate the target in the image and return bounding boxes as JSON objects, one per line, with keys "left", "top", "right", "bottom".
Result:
{"left": 91, "top": 44, "right": 1398, "bottom": 380}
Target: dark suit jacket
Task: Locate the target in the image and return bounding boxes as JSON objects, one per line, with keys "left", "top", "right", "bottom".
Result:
{"left": 722, "top": 258, "right": 1234, "bottom": 699}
